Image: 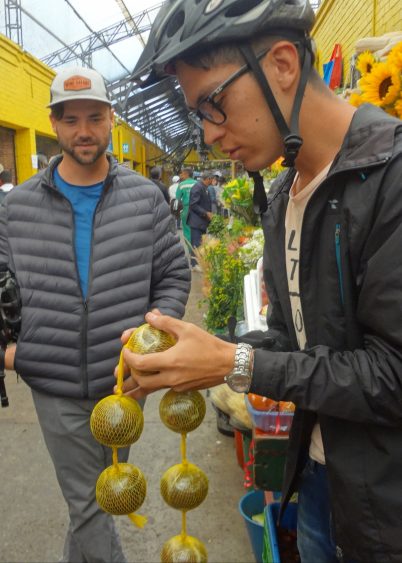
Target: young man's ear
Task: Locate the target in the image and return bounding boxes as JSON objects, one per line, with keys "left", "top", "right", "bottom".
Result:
{"left": 263, "top": 41, "right": 300, "bottom": 92}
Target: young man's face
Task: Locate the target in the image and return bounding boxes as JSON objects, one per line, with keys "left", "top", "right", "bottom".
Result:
{"left": 175, "top": 57, "right": 284, "bottom": 171}
{"left": 50, "top": 100, "right": 113, "bottom": 166}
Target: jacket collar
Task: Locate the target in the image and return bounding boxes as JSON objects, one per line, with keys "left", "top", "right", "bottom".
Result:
{"left": 331, "top": 103, "right": 401, "bottom": 174}
{"left": 42, "top": 153, "right": 118, "bottom": 189}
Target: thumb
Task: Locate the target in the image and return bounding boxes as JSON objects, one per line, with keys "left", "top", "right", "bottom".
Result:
{"left": 144, "top": 311, "right": 183, "bottom": 339}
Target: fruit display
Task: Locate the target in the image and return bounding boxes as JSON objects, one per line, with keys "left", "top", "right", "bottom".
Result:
{"left": 248, "top": 393, "right": 295, "bottom": 413}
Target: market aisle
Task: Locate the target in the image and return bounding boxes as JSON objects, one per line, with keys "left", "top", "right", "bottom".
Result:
{"left": 0, "top": 272, "right": 254, "bottom": 563}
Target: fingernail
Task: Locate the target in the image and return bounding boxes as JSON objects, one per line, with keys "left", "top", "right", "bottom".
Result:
{"left": 147, "top": 312, "right": 157, "bottom": 321}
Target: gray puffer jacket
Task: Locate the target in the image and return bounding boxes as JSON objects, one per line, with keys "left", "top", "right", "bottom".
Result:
{"left": 0, "top": 156, "right": 191, "bottom": 399}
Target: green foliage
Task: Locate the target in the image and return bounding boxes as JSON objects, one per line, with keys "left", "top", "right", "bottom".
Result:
{"left": 221, "top": 177, "right": 259, "bottom": 226}
{"left": 207, "top": 214, "right": 226, "bottom": 238}
{"left": 202, "top": 240, "right": 248, "bottom": 332}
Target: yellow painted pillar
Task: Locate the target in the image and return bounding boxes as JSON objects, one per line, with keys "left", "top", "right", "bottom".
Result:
{"left": 15, "top": 128, "right": 37, "bottom": 184}
{"left": 231, "top": 160, "right": 236, "bottom": 180}
{"left": 141, "top": 145, "right": 147, "bottom": 177}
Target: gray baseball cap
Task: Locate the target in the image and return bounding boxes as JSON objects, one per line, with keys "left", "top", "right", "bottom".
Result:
{"left": 48, "top": 66, "right": 111, "bottom": 108}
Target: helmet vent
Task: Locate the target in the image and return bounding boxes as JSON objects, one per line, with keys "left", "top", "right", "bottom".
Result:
{"left": 166, "top": 9, "right": 185, "bottom": 38}
{"left": 225, "top": 0, "right": 264, "bottom": 17}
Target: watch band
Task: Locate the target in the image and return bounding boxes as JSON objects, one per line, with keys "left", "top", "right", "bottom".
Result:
{"left": 224, "top": 342, "right": 254, "bottom": 393}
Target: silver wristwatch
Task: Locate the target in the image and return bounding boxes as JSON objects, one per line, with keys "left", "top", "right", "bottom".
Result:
{"left": 224, "top": 342, "right": 254, "bottom": 393}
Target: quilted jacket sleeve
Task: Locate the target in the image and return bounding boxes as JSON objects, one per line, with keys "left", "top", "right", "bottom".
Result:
{"left": 150, "top": 188, "right": 191, "bottom": 318}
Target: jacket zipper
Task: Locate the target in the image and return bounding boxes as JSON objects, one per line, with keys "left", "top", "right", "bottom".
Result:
{"left": 335, "top": 223, "right": 344, "bottom": 307}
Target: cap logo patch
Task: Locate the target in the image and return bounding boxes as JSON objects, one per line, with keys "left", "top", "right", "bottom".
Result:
{"left": 63, "top": 75, "right": 92, "bottom": 91}
{"left": 205, "top": 0, "right": 224, "bottom": 15}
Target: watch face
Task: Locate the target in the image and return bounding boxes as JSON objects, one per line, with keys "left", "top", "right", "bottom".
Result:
{"left": 228, "top": 373, "right": 251, "bottom": 394}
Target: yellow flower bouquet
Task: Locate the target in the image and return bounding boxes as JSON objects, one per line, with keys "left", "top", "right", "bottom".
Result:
{"left": 349, "top": 42, "right": 402, "bottom": 118}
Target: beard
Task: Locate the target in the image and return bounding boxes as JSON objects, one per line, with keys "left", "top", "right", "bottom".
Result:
{"left": 59, "top": 136, "right": 110, "bottom": 166}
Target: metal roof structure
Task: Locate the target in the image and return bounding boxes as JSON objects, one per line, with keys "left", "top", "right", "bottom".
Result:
{"left": 1, "top": 0, "right": 199, "bottom": 157}
{"left": 1, "top": 0, "right": 323, "bottom": 158}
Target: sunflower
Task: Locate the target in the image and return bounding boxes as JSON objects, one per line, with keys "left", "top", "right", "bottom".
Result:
{"left": 356, "top": 51, "right": 376, "bottom": 76}
{"left": 348, "top": 92, "right": 364, "bottom": 108}
{"left": 359, "top": 62, "right": 401, "bottom": 107}
{"left": 387, "top": 42, "right": 402, "bottom": 72}
{"left": 395, "top": 98, "right": 402, "bottom": 119}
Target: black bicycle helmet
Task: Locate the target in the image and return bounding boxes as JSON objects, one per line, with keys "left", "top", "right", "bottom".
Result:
{"left": 132, "top": 0, "right": 316, "bottom": 209}
{"left": 133, "top": 0, "right": 314, "bottom": 85}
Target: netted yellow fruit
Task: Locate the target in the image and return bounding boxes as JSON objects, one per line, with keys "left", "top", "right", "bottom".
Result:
{"left": 159, "top": 390, "right": 206, "bottom": 434}
{"left": 161, "top": 534, "right": 208, "bottom": 563}
{"left": 126, "top": 323, "right": 176, "bottom": 355}
{"left": 160, "top": 462, "right": 208, "bottom": 511}
{"left": 96, "top": 463, "right": 146, "bottom": 515}
{"left": 90, "top": 395, "right": 144, "bottom": 447}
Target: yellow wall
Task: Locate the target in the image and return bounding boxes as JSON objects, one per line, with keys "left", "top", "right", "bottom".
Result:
{"left": 0, "top": 33, "right": 56, "bottom": 181}
{"left": 313, "top": 0, "right": 402, "bottom": 84}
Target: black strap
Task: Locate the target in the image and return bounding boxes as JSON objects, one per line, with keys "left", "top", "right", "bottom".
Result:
{"left": 248, "top": 170, "right": 268, "bottom": 214}
{"left": 239, "top": 42, "right": 312, "bottom": 168}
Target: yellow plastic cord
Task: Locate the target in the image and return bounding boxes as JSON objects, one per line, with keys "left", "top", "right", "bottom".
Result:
{"left": 181, "top": 510, "right": 187, "bottom": 537}
{"left": 116, "top": 351, "right": 125, "bottom": 396}
{"left": 128, "top": 513, "right": 148, "bottom": 528}
{"left": 112, "top": 447, "right": 118, "bottom": 467}
{"left": 180, "top": 433, "right": 188, "bottom": 465}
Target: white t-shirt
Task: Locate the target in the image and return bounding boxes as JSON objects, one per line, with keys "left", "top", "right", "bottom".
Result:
{"left": 169, "top": 182, "right": 179, "bottom": 200}
{"left": 285, "top": 163, "right": 332, "bottom": 465}
{"left": 0, "top": 183, "right": 14, "bottom": 192}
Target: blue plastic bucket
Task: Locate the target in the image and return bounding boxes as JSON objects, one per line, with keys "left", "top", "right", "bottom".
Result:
{"left": 239, "top": 489, "right": 265, "bottom": 563}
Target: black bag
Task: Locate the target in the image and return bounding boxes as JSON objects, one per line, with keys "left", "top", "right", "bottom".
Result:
{"left": 170, "top": 198, "right": 183, "bottom": 218}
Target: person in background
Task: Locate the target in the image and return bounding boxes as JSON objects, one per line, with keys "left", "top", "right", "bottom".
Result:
{"left": 0, "top": 170, "right": 14, "bottom": 203}
{"left": 168, "top": 174, "right": 181, "bottom": 228}
{"left": 187, "top": 170, "right": 213, "bottom": 272}
{"left": 175, "top": 167, "right": 196, "bottom": 251}
{"left": 123, "top": 0, "right": 402, "bottom": 561}
{"left": 0, "top": 65, "right": 190, "bottom": 563}
{"left": 212, "top": 171, "right": 226, "bottom": 216}
{"left": 150, "top": 165, "right": 170, "bottom": 204}
{"left": 207, "top": 178, "right": 217, "bottom": 214}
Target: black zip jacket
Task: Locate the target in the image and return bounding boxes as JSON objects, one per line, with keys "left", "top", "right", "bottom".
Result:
{"left": 249, "top": 104, "right": 402, "bottom": 562}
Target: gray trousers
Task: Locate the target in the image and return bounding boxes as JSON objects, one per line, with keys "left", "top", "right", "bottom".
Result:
{"left": 32, "top": 389, "right": 130, "bottom": 563}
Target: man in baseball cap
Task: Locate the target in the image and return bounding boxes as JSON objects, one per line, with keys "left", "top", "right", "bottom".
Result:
{"left": 0, "top": 65, "right": 190, "bottom": 562}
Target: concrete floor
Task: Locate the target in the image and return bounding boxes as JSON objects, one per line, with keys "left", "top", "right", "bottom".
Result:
{"left": 0, "top": 269, "right": 255, "bottom": 563}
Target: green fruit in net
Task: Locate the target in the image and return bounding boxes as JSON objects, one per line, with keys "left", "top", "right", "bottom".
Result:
{"left": 161, "top": 534, "right": 208, "bottom": 563}
{"left": 160, "top": 462, "right": 208, "bottom": 511}
{"left": 159, "top": 390, "right": 206, "bottom": 434}
{"left": 96, "top": 463, "right": 146, "bottom": 515}
{"left": 125, "top": 323, "right": 176, "bottom": 355}
{"left": 90, "top": 395, "right": 144, "bottom": 447}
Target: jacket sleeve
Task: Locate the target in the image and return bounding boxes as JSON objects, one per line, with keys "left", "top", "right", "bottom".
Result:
{"left": 250, "top": 155, "right": 402, "bottom": 426}
{"left": 0, "top": 203, "right": 11, "bottom": 269}
{"left": 150, "top": 188, "right": 191, "bottom": 318}
{"left": 190, "top": 185, "right": 209, "bottom": 218}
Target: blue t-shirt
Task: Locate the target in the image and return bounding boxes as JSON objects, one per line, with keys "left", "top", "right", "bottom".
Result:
{"left": 54, "top": 167, "right": 104, "bottom": 298}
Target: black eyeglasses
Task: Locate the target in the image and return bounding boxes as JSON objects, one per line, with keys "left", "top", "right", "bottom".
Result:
{"left": 190, "top": 47, "right": 271, "bottom": 126}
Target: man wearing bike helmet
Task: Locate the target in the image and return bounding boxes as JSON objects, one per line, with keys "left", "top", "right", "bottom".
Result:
{"left": 122, "top": 1, "right": 402, "bottom": 560}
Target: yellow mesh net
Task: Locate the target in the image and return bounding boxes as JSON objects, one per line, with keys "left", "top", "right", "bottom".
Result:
{"left": 161, "top": 534, "right": 208, "bottom": 563}
{"left": 96, "top": 462, "right": 147, "bottom": 527}
{"left": 159, "top": 390, "right": 206, "bottom": 434}
{"left": 125, "top": 323, "right": 176, "bottom": 355}
{"left": 90, "top": 395, "right": 144, "bottom": 448}
{"left": 160, "top": 462, "right": 208, "bottom": 511}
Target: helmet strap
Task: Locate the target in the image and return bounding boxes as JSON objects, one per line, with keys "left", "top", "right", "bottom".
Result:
{"left": 239, "top": 42, "right": 311, "bottom": 168}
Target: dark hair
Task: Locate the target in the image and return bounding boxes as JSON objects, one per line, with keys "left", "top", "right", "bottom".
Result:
{"left": 50, "top": 102, "right": 65, "bottom": 121}
{"left": 0, "top": 170, "right": 12, "bottom": 184}
{"left": 180, "top": 35, "right": 322, "bottom": 85}
{"left": 181, "top": 167, "right": 193, "bottom": 178}
{"left": 150, "top": 166, "right": 162, "bottom": 179}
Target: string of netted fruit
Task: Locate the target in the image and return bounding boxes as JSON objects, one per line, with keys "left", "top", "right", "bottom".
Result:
{"left": 89, "top": 323, "right": 175, "bottom": 527}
